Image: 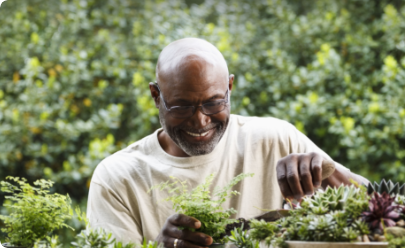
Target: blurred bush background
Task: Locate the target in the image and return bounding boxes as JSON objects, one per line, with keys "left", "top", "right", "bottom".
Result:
{"left": 0, "top": 0, "right": 404, "bottom": 245}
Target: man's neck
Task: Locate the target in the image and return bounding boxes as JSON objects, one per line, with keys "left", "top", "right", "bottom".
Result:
{"left": 157, "top": 130, "right": 190, "bottom": 157}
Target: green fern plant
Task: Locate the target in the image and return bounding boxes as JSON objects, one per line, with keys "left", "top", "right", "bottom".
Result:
{"left": 150, "top": 173, "right": 254, "bottom": 244}
{"left": 0, "top": 177, "right": 74, "bottom": 247}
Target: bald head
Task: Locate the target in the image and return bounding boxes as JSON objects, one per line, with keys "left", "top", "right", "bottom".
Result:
{"left": 156, "top": 38, "right": 229, "bottom": 90}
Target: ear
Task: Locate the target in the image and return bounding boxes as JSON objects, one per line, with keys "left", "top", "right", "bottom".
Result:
{"left": 149, "top": 82, "right": 160, "bottom": 108}
{"left": 228, "top": 74, "right": 234, "bottom": 92}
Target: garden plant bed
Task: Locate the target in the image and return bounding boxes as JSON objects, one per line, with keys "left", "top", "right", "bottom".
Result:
{"left": 228, "top": 179, "right": 405, "bottom": 248}
{"left": 284, "top": 241, "right": 388, "bottom": 248}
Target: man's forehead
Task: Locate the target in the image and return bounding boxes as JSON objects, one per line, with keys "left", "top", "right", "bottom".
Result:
{"left": 156, "top": 38, "right": 229, "bottom": 87}
{"left": 159, "top": 52, "right": 216, "bottom": 78}
{"left": 163, "top": 83, "right": 228, "bottom": 103}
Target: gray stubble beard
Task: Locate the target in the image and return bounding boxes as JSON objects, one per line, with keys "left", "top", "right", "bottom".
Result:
{"left": 158, "top": 110, "right": 229, "bottom": 156}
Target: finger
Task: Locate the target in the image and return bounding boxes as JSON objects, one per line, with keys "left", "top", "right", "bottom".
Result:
{"left": 286, "top": 156, "right": 304, "bottom": 200}
{"left": 165, "top": 225, "right": 212, "bottom": 246}
{"left": 298, "top": 154, "right": 313, "bottom": 196}
{"left": 167, "top": 237, "right": 208, "bottom": 248}
{"left": 276, "top": 161, "right": 293, "bottom": 199}
{"left": 169, "top": 214, "right": 201, "bottom": 229}
{"left": 310, "top": 153, "right": 323, "bottom": 187}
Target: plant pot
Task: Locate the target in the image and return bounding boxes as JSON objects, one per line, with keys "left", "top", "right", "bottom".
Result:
{"left": 285, "top": 241, "right": 389, "bottom": 248}
{"left": 209, "top": 243, "right": 231, "bottom": 248}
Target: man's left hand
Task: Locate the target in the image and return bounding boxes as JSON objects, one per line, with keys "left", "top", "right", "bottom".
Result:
{"left": 276, "top": 152, "right": 326, "bottom": 200}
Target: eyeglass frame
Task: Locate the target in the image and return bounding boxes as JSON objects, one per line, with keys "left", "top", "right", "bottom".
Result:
{"left": 153, "top": 82, "right": 230, "bottom": 119}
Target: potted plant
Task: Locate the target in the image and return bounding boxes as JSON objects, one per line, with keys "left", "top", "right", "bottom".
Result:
{"left": 231, "top": 180, "right": 405, "bottom": 248}
{"left": 0, "top": 177, "right": 74, "bottom": 248}
{"left": 150, "top": 173, "right": 254, "bottom": 247}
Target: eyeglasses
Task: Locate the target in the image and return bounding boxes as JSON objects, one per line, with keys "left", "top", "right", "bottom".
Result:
{"left": 154, "top": 82, "right": 230, "bottom": 119}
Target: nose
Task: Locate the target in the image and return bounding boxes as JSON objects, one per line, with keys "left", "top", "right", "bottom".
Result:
{"left": 188, "top": 106, "right": 211, "bottom": 130}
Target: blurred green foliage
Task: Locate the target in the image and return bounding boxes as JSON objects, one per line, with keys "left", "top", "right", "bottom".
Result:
{"left": 0, "top": 0, "right": 404, "bottom": 229}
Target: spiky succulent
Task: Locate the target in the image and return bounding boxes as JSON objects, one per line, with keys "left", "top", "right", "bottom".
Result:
{"left": 300, "top": 184, "right": 368, "bottom": 218}
{"left": 366, "top": 179, "right": 405, "bottom": 196}
{"left": 227, "top": 224, "right": 259, "bottom": 248}
{"left": 362, "top": 192, "right": 400, "bottom": 230}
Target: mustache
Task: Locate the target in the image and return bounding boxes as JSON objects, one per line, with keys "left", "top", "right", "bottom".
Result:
{"left": 176, "top": 122, "right": 221, "bottom": 133}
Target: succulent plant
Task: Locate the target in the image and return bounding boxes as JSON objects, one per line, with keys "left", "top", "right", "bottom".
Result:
{"left": 227, "top": 224, "right": 259, "bottom": 248}
{"left": 71, "top": 227, "right": 116, "bottom": 248}
{"left": 245, "top": 184, "right": 405, "bottom": 247}
{"left": 395, "top": 194, "right": 405, "bottom": 205}
{"left": 366, "top": 179, "right": 405, "bottom": 196}
{"left": 362, "top": 192, "right": 400, "bottom": 230}
{"left": 139, "top": 239, "right": 163, "bottom": 248}
{"left": 300, "top": 184, "right": 367, "bottom": 215}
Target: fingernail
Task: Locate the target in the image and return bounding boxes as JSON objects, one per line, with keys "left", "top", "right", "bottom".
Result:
{"left": 195, "top": 221, "right": 200, "bottom": 228}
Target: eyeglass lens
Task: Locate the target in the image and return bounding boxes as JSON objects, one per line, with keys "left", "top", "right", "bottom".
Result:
{"left": 170, "top": 101, "right": 226, "bottom": 118}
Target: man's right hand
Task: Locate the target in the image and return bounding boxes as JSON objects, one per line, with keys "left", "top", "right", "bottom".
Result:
{"left": 156, "top": 214, "right": 213, "bottom": 248}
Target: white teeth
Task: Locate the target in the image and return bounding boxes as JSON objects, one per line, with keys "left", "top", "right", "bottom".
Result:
{"left": 186, "top": 131, "right": 209, "bottom": 137}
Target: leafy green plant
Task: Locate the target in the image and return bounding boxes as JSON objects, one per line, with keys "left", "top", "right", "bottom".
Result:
{"left": 71, "top": 207, "right": 156, "bottom": 248}
{"left": 227, "top": 224, "right": 259, "bottom": 248}
{"left": 151, "top": 173, "right": 254, "bottom": 243}
{"left": 387, "top": 234, "right": 405, "bottom": 248}
{"left": 137, "top": 239, "right": 163, "bottom": 248}
{"left": 0, "top": 177, "right": 74, "bottom": 247}
{"left": 248, "top": 219, "right": 280, "bottom": 246}
{"left": 45, "top": 236, "right": 63, "bottom": 248}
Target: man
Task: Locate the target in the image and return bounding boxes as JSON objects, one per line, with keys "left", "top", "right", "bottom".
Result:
{"left": 87, "top": 38, "right": 368, "bottom": 247}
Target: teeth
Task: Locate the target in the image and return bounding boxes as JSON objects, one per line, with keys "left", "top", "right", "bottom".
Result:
{"left": 186, "top": 131, "right": 209, "bottom": 137}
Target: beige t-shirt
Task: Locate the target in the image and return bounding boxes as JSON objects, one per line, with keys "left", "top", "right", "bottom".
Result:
{"left": 87, "top": 114, "right": 348, "bottom": 244}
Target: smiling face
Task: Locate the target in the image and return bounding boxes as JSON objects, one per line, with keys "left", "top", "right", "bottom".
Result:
{"left": 150, "top": 38, "right": 234, "bottom": 157}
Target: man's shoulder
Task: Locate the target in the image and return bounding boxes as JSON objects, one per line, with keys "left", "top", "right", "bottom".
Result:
{"left": 106, "top": 131, "right": 155, "bottom": 163}
{"left": 230, "top": 114, "right": 296, "bottom": 133}
{"left": 228, "top": 114, "right": 301, "bottom": 147}
{"left": 91, "top": 130, "right": 159, "bottom": 183}
{"left": 228, "top": 115, "right": 302, "bottom": 153}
